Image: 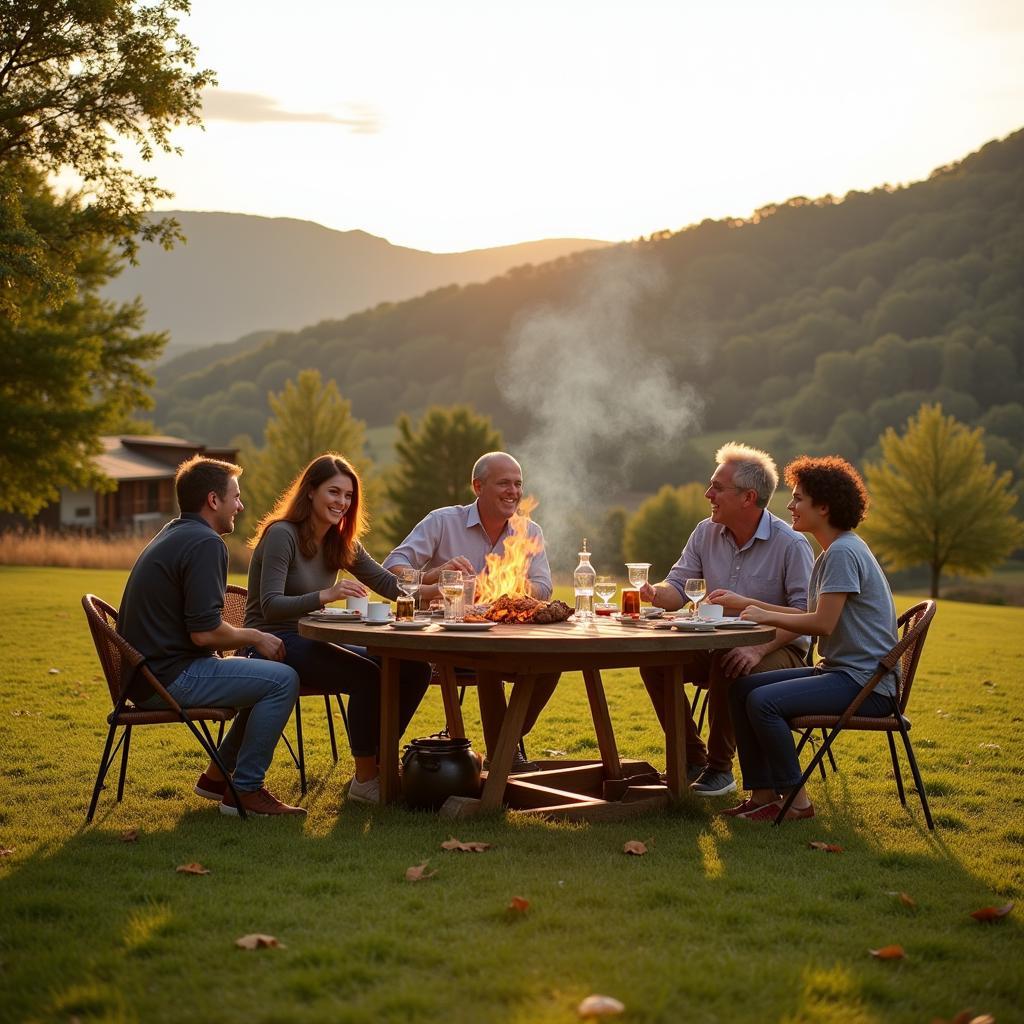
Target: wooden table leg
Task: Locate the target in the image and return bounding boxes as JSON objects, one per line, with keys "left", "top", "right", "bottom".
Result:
{"left": 438, "top": 665, "right": 466, "bottom": 739}
{"left": 475, "top": 670, "right": 508, "bottom": 756}
{"left": 583, "top": 668, "right": 622, "bottom": 781}
{"left": 663, "top": 663, "right": 687, "bottom": 798}
{"left": 378, "top": 656, "right": 401, "bottom": 804}
{"left": 479, "top": 675, "right": 535, "bottom": 812}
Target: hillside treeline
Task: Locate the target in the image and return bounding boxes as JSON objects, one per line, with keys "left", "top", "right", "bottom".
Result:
{"left": 153, "top": 128, "right": 1024, "bottom": 481}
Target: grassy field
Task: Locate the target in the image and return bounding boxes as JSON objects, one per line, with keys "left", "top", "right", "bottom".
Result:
{"left": 0, "top": 567, "right": 1021, "bottom": 1024}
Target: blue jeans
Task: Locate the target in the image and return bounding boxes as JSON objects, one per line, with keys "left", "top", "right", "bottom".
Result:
{"left": 253, "top": 632, "right": 431, "bottom": 758}
{"left": 140, "top": 656, "right": 298, "bottom": 792}
{"left": 729, "top": 666, "right": 891, "bottom": 791}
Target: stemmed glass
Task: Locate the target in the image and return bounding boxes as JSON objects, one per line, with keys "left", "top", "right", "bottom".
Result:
{"left": 684, "top": 578, "right": 707, "bottom": 619}
{"left": 393, "top": 566, "right": 423, "bottom": 619}
{"left": 623, "top": 562, "right": 650, "bottom": 615}
{"left": 439, "top": 569, "right": 464, "bottom": 623}
{"left": 594, "top": 575, "right": 616, "bottom": 614}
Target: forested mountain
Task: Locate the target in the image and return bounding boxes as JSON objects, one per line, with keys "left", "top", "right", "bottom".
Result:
{"left": 153, "top": 129, "right": 1024, "bottom": 480}
{"left": 105, "top": 212, "right": 611, "bottom": 359}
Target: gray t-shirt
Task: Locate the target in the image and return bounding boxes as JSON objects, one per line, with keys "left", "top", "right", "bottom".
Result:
{"left": 245, "top": 520, "right": 401, "bottom": 633}
{"left": 810, "top": 531, "right": 899, "bottom": 696}
{"left": 118, "top": 514, "right": 226, "bottom": 696}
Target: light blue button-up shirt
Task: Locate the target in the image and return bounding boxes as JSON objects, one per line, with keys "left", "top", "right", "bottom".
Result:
{"left": 383, "top": 501, "right": 553, "bottom": 600}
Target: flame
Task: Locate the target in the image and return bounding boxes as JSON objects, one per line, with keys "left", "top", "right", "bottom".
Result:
{"left": 475, "top": 496, "right": 544, "bottom": 604}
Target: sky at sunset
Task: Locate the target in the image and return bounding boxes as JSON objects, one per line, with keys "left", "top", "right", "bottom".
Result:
{"left": 135, "top": 0, "right": 1024, "bottom": 252}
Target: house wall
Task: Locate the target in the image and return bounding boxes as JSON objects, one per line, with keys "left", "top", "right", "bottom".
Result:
{"left": 59, "top": 488, "right": 96, "bottom": 528}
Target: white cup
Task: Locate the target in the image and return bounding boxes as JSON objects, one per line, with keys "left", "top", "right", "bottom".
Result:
{"left": 345, "top": 596, "right": 369, "bottom": 616}
{"left": 698, "top": 603, "right": 724, "bottom": 621}
{"left": 366, "top": 601, "right": 391, "bottom": 622}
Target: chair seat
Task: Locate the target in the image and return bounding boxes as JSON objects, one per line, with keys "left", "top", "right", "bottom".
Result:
{"left": 110, "top": 706, "right": 236, "bottom": 726}
{"left": 790, "top": 714, "right": 911, "bottom": 732}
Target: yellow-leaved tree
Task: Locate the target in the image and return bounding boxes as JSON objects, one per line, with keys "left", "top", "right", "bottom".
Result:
{"left": 861, "top": 404, "right": 1024, "bottom": 598}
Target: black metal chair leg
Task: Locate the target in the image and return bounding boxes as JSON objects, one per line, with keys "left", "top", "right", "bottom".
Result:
{"left": 886, "top": 731, "right": 907, "bottom": 805}
{"left": 324, "top": 695, "right": 339, "bottom": 762}
{"left": 823, "top": 729, "right": 838, "bottom": 771}
{"left": 182, "top": 716, "right": 246, "bottom": 820}
{"left": 216, "top": 720, "right": 225, "bottom": 746}
{"left": 295, "top": 699, "right": 307, "bottom": 796}
{"left": 898, "top": 725, "right": 934, "bottom": 830}
{"left": 86, "top": 722, "right": 119, "bottom": 823}
{"left": 335, "top": 693, "right": 351, "bottom": 745}
{"left": 776, "top": 725, "right": 839, "bottom": 824}
{"left": 116, "top": 724, "right": 133, "bottom": 802}
{"left": 794, "top": 729, "right": 826, "bottom": 780}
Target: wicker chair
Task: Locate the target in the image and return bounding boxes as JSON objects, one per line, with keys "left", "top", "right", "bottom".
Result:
{"left": 222, "top": 584, "right": 351, "bottom": 796}
{"left": 776, "top": 600, "right": 937, "bottom": 828}
{"left": 81, "top": 594, "right": 246, "bottom": 821}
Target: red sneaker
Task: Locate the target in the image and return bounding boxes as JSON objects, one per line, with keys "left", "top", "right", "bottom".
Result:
{"left": 719, "top": 797, "right": 764, "bottom": 817}
{"left": 219, "top": 786, "right": 306, "bottom": 817}
{"left": 194, "top": 772, "right": 227, "bottom": 801}
{"left": 739, "top": 800, "right": 815, "bottom": 823}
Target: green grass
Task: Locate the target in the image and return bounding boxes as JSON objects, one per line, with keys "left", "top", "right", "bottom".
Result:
{"left": 1, "top": 566, "right": 1021, "bottom": 1024}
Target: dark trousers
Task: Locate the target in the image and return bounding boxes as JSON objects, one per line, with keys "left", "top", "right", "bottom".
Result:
{"left": 243, "top": 632, "right": 430, "bottom": 759}
{"left": 729, "top": 666, "right": 891, "bottom": 791}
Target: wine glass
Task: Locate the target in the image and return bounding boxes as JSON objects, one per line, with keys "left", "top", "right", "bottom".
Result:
{"left": 393, "top": 566, "right": 423, "bottom": 600}
{"left": 684, "top": 578, "right": 707, "bottom": 619}
{"left": 439, "top": 569, "right": 464, "bottom": 623}
{"left": 625, "top": 562, "right": 651, "bottom": 591}
{"left": 594, "top": 575, "right": 616, "bottom": 614}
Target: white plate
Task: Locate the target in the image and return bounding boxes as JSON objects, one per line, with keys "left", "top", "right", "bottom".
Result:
{"left": 362, "top": 616, "right": 396, "bottom": 626}
{"left": 714, "top": 618, "right": 760, "bottom": 629}
{"left": 439, "top": 621, "right": 495, "bottom": 632}
{"left": 388, "top": 620, "right": 432, "bottom": 631}
{"left": 308, "top": 609, "right": 361, "bottom": 620}
{"left": 642, "top": 608, "right": 664, "bottom": 619}
{"left": 672, "top": 620, "right": 717, "bottom": 632}
{"left": 615, "top": 614, "right": 644, "bottom": 625}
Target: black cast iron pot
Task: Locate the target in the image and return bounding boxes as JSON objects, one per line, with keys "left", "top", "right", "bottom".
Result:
{"left": 401, "top": 736, "right": 482, "bottom": 811}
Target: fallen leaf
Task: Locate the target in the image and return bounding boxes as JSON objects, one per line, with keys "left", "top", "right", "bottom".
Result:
{"left": 542, "top": 748, "right": 567, "bottom": 757}
{"left": 507, "top": 896, "right": 530, "bottom": 913}
{"left": 970, "top": 902, "right": 1014, "bottom": 922}
{"left": 981, "top": 679, "right": 994, "bottom": 686}
{"left": 931, "top": 1014, "right": 994, "bottom": 1024}
{"left": 440, "top": 837, "right": 492, "bottom": 853}
{"left": 235, "top": 933, "right": 284, "bottom": 950}
{"left": 869, "top": 944, "right": 906, "bottom": 959}
{"left": 0, "top": 847, "right": 13, "bottom": 857}
{"left": 405, "top": 861, "right": 438, "bottom": 882}
{"left": 119, "top": 829, "right": 139, "bottom": 843}
{"left": 623, "top": 840, "right": 648, "bottom": 856}
{"left": 978, "top": 743, "right": 1001, "bottom": 751}
{"left": 176, "top": 862, "right": 211, "bottom": 875}
{"left": 885, "top": 890, "right": 917, "bottom": 909}
{"left": 808, "top": 841, "right": 844, "bottom": 853}
{"left": 48, "top": 668, "right": 60, "bottom": 675}
{"left": 577, "top": 994, "right": 625, "bottom": 1017}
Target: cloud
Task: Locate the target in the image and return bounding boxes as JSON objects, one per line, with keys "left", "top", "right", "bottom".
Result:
{"left": 201, "top": 89, "right": 379, "bottom": 133}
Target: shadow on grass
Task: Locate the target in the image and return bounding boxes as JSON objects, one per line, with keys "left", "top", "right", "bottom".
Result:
{"left": 2, "top": 756, "right": 1022, "bottom": 1024}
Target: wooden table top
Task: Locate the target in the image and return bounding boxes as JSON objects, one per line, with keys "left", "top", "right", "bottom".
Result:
{"left": 298, "top": 616, "right": 775, "bottom": 656}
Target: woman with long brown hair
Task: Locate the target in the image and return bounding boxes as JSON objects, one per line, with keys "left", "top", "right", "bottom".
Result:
{"left": 242, "top": 452, "right": 430, "bottom": 803}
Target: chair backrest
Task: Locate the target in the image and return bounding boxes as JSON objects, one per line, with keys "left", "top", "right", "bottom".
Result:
{"left": 81, "top": 594, "right": 146, "bottom": 707}
{"left": 892, "top": 600, "right": 936, "bottom": 713}
{"left": 219, "top": 583, "right": 248, "bottom": 657}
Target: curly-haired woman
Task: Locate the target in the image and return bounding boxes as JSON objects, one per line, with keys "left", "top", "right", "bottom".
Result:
{"left": 707, "top": 456, "right": 898, "bottom": 822}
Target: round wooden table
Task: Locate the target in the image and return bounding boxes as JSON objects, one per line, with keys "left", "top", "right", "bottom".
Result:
{"left": 298, "top": 616, "right": 775, "bottom": 816}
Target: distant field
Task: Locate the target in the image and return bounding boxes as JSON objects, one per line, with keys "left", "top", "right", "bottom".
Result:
{"left": 0, "top": 566, "right": 1021, "bottom": 1024}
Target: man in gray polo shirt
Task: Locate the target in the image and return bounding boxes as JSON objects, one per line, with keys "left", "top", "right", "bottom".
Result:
{"left": 384, "top": 451, "right": 555, "bottom": 771}
{"left": 119, "top": 456, "right": 303, "bottom": 817}
{"left": 639, "top": 443, "right": 813, "bottom": 797}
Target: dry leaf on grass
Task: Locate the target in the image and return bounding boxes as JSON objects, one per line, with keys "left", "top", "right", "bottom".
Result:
{"left": 622, "top": 840, "right": 649, "bottom": 856}
{"left": 440, "top": 837, "right": 492, "bottom": 853}
{"left": 869, "top": 944, "right": 906, "bottom": 959}
{"left": 405, "top": 861, "right": 438, "bottom": 882}
{"left": 808, "top": 841, "right": 844, "bottom": 853}
{"left": 970, "top": 901, "right": 1013, "bottom": 922}
{"left": 119, "top": 829, "right": 139, "bottom": 843}
{"left": 235, "top": 933, "right": 284, "bottom": 950}
{"left": 577, "top": 994, "right": 625, "bottom": 1017}
{"left": 886, "top": 890, "right": 917, "bottom": 908}
{"left": 978, "top": 743, "right": 1001, "bottom": 751}
{"left": 507, "top": 896, "right": 530, "bottom": 913}
{"left": 176, "top": 862, "right": 211, "bottom": 875}
{"left": 0, "top": 847, "right": 14, "bottom": 857}
{"left": 930, "top": 1013, "right": 995, "bottom": 1024}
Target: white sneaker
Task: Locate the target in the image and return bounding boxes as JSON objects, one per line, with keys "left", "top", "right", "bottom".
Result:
{"left": 348, "top": 775, "right": 380, "bottom": 804}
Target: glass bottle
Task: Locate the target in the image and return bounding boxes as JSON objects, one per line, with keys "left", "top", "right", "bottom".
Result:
{"left": 573, "top": 539, "right": 596, "bottom": 622}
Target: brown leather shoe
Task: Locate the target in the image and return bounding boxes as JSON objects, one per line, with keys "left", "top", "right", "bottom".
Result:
{"left": 219, "top": 786, "right": 306, "bottom": 817}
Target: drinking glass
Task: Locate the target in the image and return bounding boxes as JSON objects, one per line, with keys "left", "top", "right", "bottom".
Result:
{"left": 625, "top": 563, "right": 651, "bottom": 600}
{"left": 393, "top": 566, "right": 423, "bottom": 605}
{"left": 594, "top": 575, "right": 616, "bottom": 614}
{"left": 684, "top": 578, "right": 707, "bottom": 618}
{"left": 439, "top": 569, "right": 464, "bottom": 623}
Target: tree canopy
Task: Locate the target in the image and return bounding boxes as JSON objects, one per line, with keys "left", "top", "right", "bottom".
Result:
{"left": 623, "top": 483, "right": 708, "bottom": 581}
{"left": 382, "top": 406, "right": 502, "bottom": 546}
{"left": 0, "top": 0, "right": 211, "bottom": 515}
{"left": 860, "top": 404, "right": 1024, "bottom": 597}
